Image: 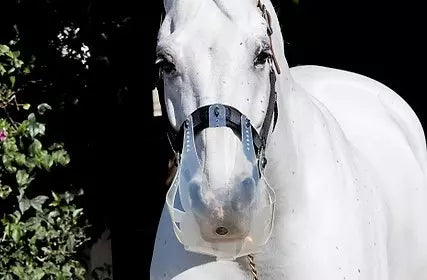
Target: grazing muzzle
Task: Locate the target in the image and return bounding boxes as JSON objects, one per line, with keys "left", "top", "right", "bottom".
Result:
{"left": 166, "top": 104, "right": 276, "bottom": 260}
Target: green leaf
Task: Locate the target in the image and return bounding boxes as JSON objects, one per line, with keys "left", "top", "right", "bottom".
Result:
{"left": 15, "top": 60, "right": 24, "bottom": 69}
{"left": 4, "top": 274, "right": 14, "bottom": 280}
{"left": 23, "top": 66, "right": 31, "bottom": 74}
{"left": 52, "top": 191, "right": 60, "bottom": 201}
{"left": 16, "top": 170, "right": 30, "bottom": 187}
{"left": 0, "top": 44, "right": 10, "bottom": 52}
{"left": 19, "top": 197, "right": 31, "bottom": 214}
{"left": 40, "top": 153, "right": 54, "bottom": 170}
{"left": 12, "top": 51, "right": 20, "bottom": 58}
{"left": 9, "top": 210, "right": 21, "bottom": 222}
{"left": 3, "top": 137, "right": 18, "bottom": 153}
{"left": 52, "top": 150, "right": 70, "bottom": 166}
{"left": 22, "top": 103, "right": 31, "bottom": 110}
{"left": 11, "top": 224, "right": 22, "bottom": 243}
{"left": 56, "top": 273, "right": 66, "bottom": 280}
{"left": 14, "top": 153, "right": 26, "bottom": 166}
{"left": 31, "top": 195, "right": 49, "bottom": 212}
{"left": 66, "top": 235, "right": 75, "bottom": 251}
{"left": 50, "top": 191, "right": 61, "bottom": 206}
{"left": 0, "top": 64, "right": 6, "bottom": 76}
{"left": 48, "top": 142, "right": 64, "bottom": 150}
{"left": 33, "top": 269, "right": 45, "bottom": 280}
{"left": 3, "top": 222, "right": 11, "bottom": 238}
{"left": 11, "top": 265, "right": 25, "bottom": 278}
{"left": 28, "top": 121, "right": 45, "bottom": 138}
{"left": 47, "top": 210, "right": 60, "bottom": 222}
{"left": 64, "top": 191, "right": 74, "bottom": 204}
{"left": 29, "top": 139, "right": 42, "bottom": 156}
{"left": 9, "top": 76, "right": 15, "bottom": 88}
{"left": 24, "top": 158, "right": 37, "bottom": 171}
{"left": 27, "top": 113, "right": 36, "bottom": 121}
{"left": 72, "top": 208, "right": 83, "bottom": 218}
{"left": 77, "top": 188, "right": 84, "bottom": 196}
{"left": 60, "top": 153, "right": 70, "bottom": 166}
{"left": 0, "top": 185, "right": 12, "bottom": 199}
{"left": 2, "top": 154, "right": 17, "bottom": 173}
{"left": 17, "top": 187, "right": 25, "bottom": 201}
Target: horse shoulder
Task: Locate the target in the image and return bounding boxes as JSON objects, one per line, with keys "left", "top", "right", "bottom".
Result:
{"left": 290, "top": 65, "right": 427, "bottom": 174}
{"left": 290, "top": 65, "right": 427, "bottom": 277}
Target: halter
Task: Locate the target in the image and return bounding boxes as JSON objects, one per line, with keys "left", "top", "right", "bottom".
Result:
{"left": 164, "top": 66, "right": 277, "bottom": 163}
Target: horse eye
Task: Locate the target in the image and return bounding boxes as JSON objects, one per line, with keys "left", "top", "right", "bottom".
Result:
{"left": 254, "top": 50, "right": 271, "bottom": 68}
{"left": 155, "top": 55, "right": 176, "bottom": 75}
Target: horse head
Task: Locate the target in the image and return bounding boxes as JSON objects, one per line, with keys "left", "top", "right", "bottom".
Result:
{"left": 156, "top": 0, "right": 282, "bottom": 259}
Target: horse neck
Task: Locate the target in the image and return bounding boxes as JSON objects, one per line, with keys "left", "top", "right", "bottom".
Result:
{"left": 260, "top": 0, "right": 345, "bottom": 260}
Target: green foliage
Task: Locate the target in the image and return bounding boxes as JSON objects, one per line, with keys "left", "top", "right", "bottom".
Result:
{"left": 0, "top": 192, "right": 89, "bottom": 280}
{"left": 0, "top": 43, "right": 90, "bottom": 279}
{"left": 0, "top": 43, "right": 32, "bottom": 110}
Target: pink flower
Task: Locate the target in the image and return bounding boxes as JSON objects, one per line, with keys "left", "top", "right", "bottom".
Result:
{"left": 0, "top": 128, "right": 8, "bottom": 142}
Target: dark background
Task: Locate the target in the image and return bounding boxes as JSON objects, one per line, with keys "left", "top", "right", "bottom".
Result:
{"left": 1, "top": 0, "right": 425, "bottom": 279}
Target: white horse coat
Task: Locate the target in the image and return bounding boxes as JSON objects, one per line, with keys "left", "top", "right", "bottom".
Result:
{"left": 151, "top": 0, "right": 427, "bottom": 279}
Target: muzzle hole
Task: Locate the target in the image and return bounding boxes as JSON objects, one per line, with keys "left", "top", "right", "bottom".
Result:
{"left": 215, "top": 226, "right": 229, "bottom": 236}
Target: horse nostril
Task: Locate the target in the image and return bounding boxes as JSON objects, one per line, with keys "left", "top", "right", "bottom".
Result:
{"left": 215, "top": 226, "right": 229, "bottom": 236}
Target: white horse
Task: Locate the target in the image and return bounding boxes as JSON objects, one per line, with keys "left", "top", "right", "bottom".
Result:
{"left": 150, "top": 0, "right": 427, "bottom": 279}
